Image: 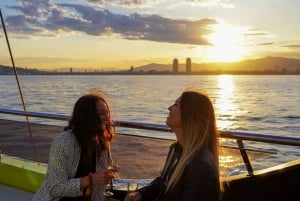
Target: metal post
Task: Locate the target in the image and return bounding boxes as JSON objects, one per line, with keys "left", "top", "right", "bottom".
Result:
{"left": 236, "top": 139, "right": 254, "bottom": 176}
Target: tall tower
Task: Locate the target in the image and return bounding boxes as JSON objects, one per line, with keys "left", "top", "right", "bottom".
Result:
{"left": 186, "top": 57, "right": 191, "bottom": 73}
{"left": 173, "top": 58, "right": 178, "bottom": 73}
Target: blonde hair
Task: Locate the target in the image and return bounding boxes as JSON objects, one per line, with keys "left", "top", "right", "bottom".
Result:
{"left": 166, "top": 89, "right": 220, "bottom": 191}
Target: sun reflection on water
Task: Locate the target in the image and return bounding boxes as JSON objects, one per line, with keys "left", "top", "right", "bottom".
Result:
{"left": 215, "top": 75, "right": 238, "bottom": 130}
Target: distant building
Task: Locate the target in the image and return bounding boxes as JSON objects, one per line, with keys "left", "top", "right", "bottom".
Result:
{"left": 130, "top": 66, "right": 134, "bottom": 72}
{"left": 70, "top": 68, "right": 72, "bottom": 73}
{"left": 186, "top": 57, "right": 191, "bottom": 73}
{"left": 173, "top": 58, "right": 178, "bottom": 73}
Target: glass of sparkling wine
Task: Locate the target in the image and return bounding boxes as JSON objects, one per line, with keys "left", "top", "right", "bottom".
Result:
{"left": 127, "top": 181, "right": 139, "bottom": 192}
{"left": 103, "top": 158, "right": 118, "bottom": 197}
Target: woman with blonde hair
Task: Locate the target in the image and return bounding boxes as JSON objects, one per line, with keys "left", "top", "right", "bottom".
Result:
{"left": 125, "top": 89, "right": 221, "bottom": 201}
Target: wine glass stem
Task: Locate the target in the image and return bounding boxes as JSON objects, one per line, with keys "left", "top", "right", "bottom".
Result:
{"left": 109, "top": 180, "right": 113, "bottom": 190}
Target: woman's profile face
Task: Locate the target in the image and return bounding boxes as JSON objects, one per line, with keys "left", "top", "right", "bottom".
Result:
{"left": 96, "top": 100, "right": 109, "bottom": 126}
{"left": 166, "top": 96, "right": 182, "bottom": 129}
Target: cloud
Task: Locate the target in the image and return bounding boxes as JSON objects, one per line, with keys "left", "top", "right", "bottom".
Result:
{"left": 244, "top": 32, "right": 269, "bottom": 37}
{"left": 282, "top": 44, "right": 300, "bottom": 48}
{"left": 185, "top": 0, "right": 234, "bottom": 8}
{"left": 257, "top": 42, "right": 273, "bottom": 46}
{"left": 85, "top": 0, "right": 158, "bottom": 8}
{"left": 70, "top": 0, "right": 234, "bottom": 8}
{"left": 243, "top": 27, "right": 270, "bottom": 37}
{"left": 4, "top": 0, "right": 217, "bottom": 45}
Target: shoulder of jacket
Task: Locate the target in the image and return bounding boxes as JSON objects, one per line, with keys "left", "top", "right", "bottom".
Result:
{"left": 52, "top": 130, "right": 77, "bottom": 146}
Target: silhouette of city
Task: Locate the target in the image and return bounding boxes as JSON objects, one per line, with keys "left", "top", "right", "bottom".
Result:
{"left": 1, "top": 56, "right": 300, "bottom": 75}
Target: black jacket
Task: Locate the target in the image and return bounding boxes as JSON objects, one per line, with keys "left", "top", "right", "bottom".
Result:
{"left": 139, "top": 142, "right": 220, "bottom": 201}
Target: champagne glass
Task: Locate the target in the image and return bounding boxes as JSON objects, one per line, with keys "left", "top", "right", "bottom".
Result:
{"left": 103, "top": 158, "right": 118, "bottom": 197}
{"left": 127, "top": 181, "right": 139, "bottom": 192}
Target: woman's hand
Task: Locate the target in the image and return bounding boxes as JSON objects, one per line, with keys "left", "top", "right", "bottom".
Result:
{"left": 92, "top": 169, "right": 116, "bottom": 185}
{"left": 81, "top": 169, "right": 116, "bottom": 190}
{"left": 124, "top": 192, "right": 142, "bottom": 201}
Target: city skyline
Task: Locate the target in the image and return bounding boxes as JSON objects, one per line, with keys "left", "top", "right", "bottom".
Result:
{"left": 0, "top": 0, "right": 300, "bottom": 71}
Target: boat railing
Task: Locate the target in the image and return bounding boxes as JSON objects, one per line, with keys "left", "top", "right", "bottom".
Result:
{"left": 1, "top": 108, "right": 299, "bottom": 145}
{"left": 1, "top": 107, "right": 300, "bottom": 176}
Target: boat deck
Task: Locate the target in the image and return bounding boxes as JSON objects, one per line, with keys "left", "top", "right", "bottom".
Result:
{"left": 0, "top": 184, "right": 33, "bottom": 201}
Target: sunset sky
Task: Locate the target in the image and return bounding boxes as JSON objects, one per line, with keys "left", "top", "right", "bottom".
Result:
{"left": 0, "top": 0, "right": 300, "bottom": 71}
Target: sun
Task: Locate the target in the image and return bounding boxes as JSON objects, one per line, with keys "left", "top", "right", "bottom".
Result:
{"left": 207, "top": 23, "right": 246, "bottom": 62}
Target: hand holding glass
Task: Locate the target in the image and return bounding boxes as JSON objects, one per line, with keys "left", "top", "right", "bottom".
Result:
{"left": 103, "top": 159, "right": 118, "bottom": 197}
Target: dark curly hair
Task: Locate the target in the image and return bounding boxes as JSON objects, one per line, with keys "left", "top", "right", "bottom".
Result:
{"left": 64, "top": 91, "right": 115, "bottom": 172}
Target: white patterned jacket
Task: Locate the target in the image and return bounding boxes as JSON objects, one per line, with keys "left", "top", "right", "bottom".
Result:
{"left": 32, "top": 130, "right": 108, "bottom": 201}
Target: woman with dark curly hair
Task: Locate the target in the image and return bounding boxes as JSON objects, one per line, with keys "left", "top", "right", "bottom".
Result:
{"left": 32, "top": 91, "right": 116, "bottom": 201}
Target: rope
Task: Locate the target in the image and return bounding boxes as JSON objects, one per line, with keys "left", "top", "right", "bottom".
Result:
{"left": 0, "top": 8, "right": 40, "bottom": 164}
